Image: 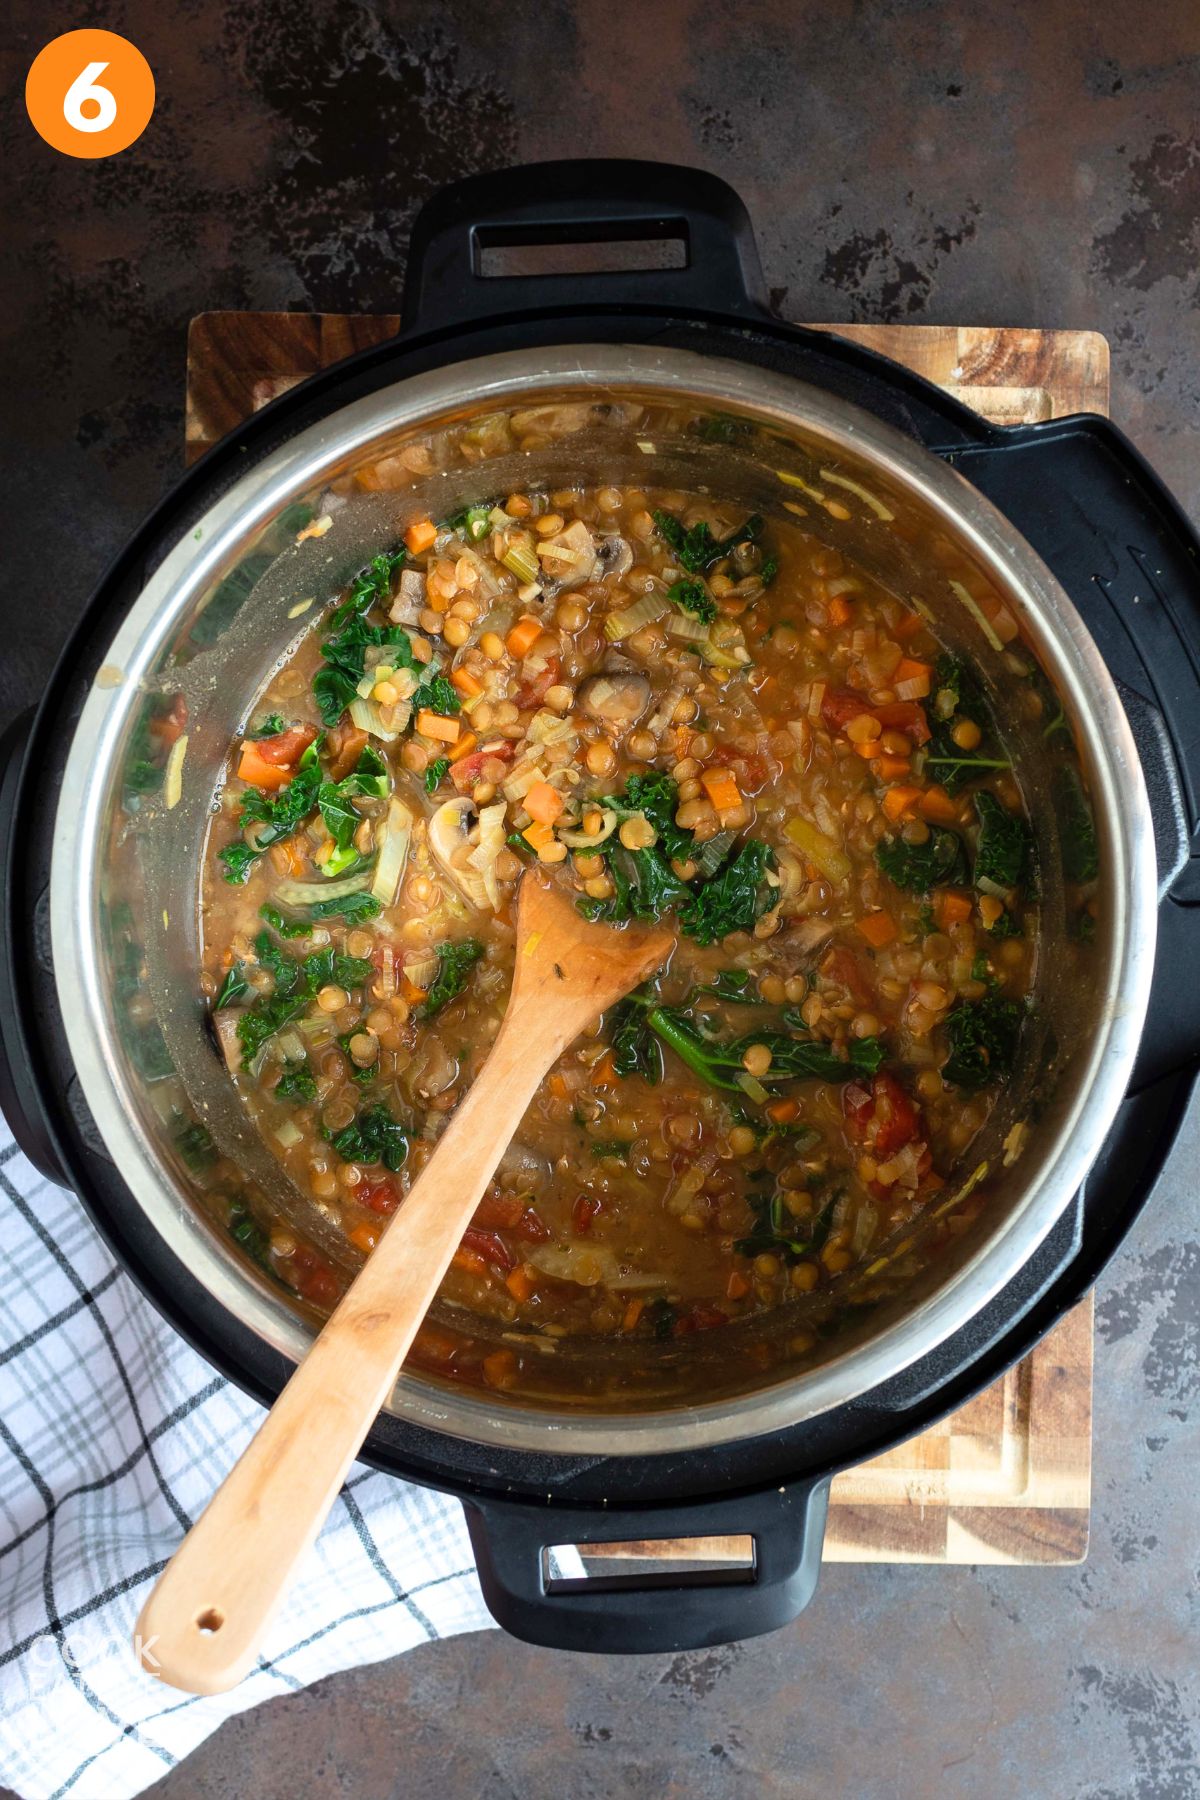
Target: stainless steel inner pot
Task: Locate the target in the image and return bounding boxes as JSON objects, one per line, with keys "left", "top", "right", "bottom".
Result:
{"left": 51, "top": 345, "right": 1158, "bottom": 1456}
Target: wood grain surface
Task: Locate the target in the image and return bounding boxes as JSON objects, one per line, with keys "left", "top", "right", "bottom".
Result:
{"left": 185, "top": 310, "right": 1105, "bottom": 1566}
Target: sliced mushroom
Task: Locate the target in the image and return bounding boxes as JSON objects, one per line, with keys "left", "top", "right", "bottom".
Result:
{"left": 536, "top": 519, "right": 597, "bottom": 589}
{"left": 428, "top": 797, "right": 488, "bottom": 909}
{"left": 594, "top": 534, "right": 634, "bottom": 579}
{"left": 389, "top": 567, "right": 425, "bottom": 624}
{"left": 498, "top": 1138, "right": 552, "bottom": 1192}
{"left": 579, "top": 671, "right": 652, "bottom": 726}
{"left": 784, "top": 917, "right": 837, "bottom": 955}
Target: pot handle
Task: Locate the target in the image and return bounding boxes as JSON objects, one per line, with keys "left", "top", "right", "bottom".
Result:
{"left": 0, "top": 709, "right": 66, "bottom": 1182}
{"left": 461, "top": 1475, "right": 829, "bottom": 1654}
{"left": 399, "top": 160, "right": 768, "bottom": 338}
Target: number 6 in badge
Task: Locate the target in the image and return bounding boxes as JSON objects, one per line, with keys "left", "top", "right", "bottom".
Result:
{"left": 26, "top": 29, "right": 154, "bottom": 159}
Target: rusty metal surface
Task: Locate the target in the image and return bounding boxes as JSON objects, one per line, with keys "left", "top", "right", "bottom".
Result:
{"left": 4, "top": 0, "right": 1199, "bottom": 1794}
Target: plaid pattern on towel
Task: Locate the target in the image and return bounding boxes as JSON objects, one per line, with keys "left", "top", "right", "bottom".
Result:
{"left": 0, "top": 1120, "right": 492, "bottom": 1800}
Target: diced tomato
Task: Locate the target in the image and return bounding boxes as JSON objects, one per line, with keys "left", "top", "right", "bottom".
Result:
{"left": 820, "top": 944, "right": 876, "bottom": 1008}
{"left": 843, "top": 1072, "right": 921, "bottom": 1158}
{"left": 450, "top": 742, "right": 514, "bottom": 793}
{"left": 287, "top": 1245, "right": 342, "bottom": 1307}
{"left": 461, "top": 1227, "right": 515, "bottom": 1271}
{"left": 473, "top": 1190, "right": 527, "bottom": 1230}
{"left": 410, "top": 1325, "right": 460, "bottom": 1369}
{"left": 256, "top": 723, "right": 318, "bottom": 766}
{"left": 515, "top": 654, "right": 560, "bottom": 711}
{"left": 515, "top": 1207, "right": 551, "bottom": 1242}
{"left": 872, "top": 701, "right": 931, "bottom": 746}
{"left": 674, "top": 1303, "right": 729, "bottom": 1335}
{"left": 572, "top": 1193, "right": 602, "bottom": 1236}
{"left": 326, "top": 722, "right": 368, "bottom": 782}
{"left": 148, "top": 693, "right": 188, "bottom": 747}
{"left": 820, "top": 687, "right": 873, "bottom": 731}
{"left": 359, "top": 1176, "right": 401, "bottom": 1216}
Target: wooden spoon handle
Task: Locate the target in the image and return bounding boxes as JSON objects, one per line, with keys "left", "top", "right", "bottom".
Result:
{"left": 135, "top": 1014, "right": 550, "bottom": 1695}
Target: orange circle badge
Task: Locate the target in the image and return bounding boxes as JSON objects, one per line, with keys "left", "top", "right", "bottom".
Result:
{"left": 25, "top": 29, "right": 154, "bottom": 159}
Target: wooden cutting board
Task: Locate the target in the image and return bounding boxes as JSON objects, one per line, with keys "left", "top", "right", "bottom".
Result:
{"left": 186, "top": 312, "right": 1105, "bottom": 1565}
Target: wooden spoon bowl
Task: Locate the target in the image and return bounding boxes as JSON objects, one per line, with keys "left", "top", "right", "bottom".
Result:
{"left": 135, "top": 871, "right": 674, "bottom": 1694}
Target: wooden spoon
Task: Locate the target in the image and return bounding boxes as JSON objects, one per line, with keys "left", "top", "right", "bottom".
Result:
{"left": 135, "top": 871, "right": 673, "bottom": 1694}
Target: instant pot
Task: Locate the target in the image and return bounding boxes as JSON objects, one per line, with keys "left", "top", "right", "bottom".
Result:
{"left": 2, "top": 162, "right": 1198, "bottom": 1653}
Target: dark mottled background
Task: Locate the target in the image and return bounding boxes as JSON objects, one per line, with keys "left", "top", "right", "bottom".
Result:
{"left": 3, "top": 0, "right": 1199, "bottom": 1795}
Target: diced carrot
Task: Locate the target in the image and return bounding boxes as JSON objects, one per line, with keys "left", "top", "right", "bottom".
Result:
{"left": 591, "top": 1049, "right": 618, "bottom": 1088}
{"left": 448, "top": 730, "right": 478, "bottom": 763}
{"left": 701, "top": 768, "right": 742, "bottom": 815}
{"left": 765, "top": 1096, "right": 800, "bottom": 1126}
{"left": 935, "top": 889, "right": 974, "bottom": 930}
{"left": 404, "top": 518, "right": 437, "bottom": 554}
{"left": 726, "top": 1270, "right": 751, "bottom": 1301}
{"left": 401, "top": 975, "right": 429, "bottom": 1005}
{"left": 348, "top": 1221, "right": 380, "bottom": 1255}
{"left": 482, "top": 1348, "right": 519, "bottom": 1390}
{"left": 826, "top": 593, "right": 854, "bottom": 628}
{"left": 894, "top": 609, "right": 926, "bottom": 640}
{"left": 874, "top": 755, "right": 912, "bottom": 782}
{"left": 506, "top": 614, "right": 544, "bottom": 660}
{"left": 452, "top": 1248, "right": 489, "bottom": 1279}
{"left": 882, "top": 784, "right": 924, "bottom": 822}
{"left": 450, "top": 666, "right": 483, "bottom": 698}
{"left": 918, "top": 784, "right": 960, "bottom": 825}
{"left": 853, "top": 739, "right": 882, "bottom": 760}
{"left": 525, "top": 781, "right": 565, "bottom": 825}
{"left": 505, "top": 1264, "right": 535, "bottom": 1304}
{"left": 548, "top": 1073, "right": 569, "bottom": 1101}
{"left": 411, "top": 1325, "right": 460, "bottom": 1367}
{"left": 236, "top": 742, "right": 296, "bottom": 791}
{"left": 895, "top": 657, "right": 934, "bottom": 686}
{"left": 522, "top": 820, "right": 555, "bottom": 851}
{"left": 416, "top": 709, "right": 460, "bottom": 743}
{"left": 621, "top": 1298, "right": 645, "bottom": 1332}
{"left": 856, "top": 910, "right": 898, "bottom": 948}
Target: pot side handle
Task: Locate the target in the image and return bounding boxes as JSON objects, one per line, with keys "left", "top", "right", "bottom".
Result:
{"left": 944, "top": 414, "right": 1198, "bottom": 896}
{"left": 462, "top": 1476, "right": 829, "bottom": 1654}
{"left": 399, "top": 159, "right": 768, "bottom": 338}
{"left": 0, "top": 708, "right": 66, "bottom": 1182}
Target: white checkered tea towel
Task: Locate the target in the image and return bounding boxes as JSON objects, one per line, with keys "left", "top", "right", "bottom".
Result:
{"left": 0, "top": 1119, "right": 495, "bottom": 1800}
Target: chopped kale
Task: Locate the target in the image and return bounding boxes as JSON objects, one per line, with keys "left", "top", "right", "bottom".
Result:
{"left": 174, "top": 1118, "right": 217, "bottom": 1173}
{"left": 411, "top": 672, "right": 461, "bottom": 718}
{"left": 640, "top": 1000, "right": 885, "bottom": 1092}
{"left": 233, "top": 934, "right": 373, "bottom": 1068}
{"left": 942, "top": 994, "right": 1023, "bottom": 1089}
{"left": 314, "top": 613, "right": 418, "bottom": 726}
{"left": 425, "top": 756, "right": 450, "bottom": 793}
{"left": 323, "top": 1103, "right": 409, "bottom": 1172}
{"left": 600, "top": 772, "right": 693, "bottom": 861}
{"left": 679, "top": 839, "right": 774, "bottom": 945}
{"left": 258, "top": 904, "right": 312, "bottom": 941}
{"left": 260, "top": 890, "right": 382, "bottom": 937}
{"left": 1054, "top": 766, "right": 1099, "bottom": 884}
{"left": 328, "top": 549, "right": 405, "bottom": 632}
{"left": 418, "top": 938, "right": 485, "bottom": 1019}
{"left": 248, "top": 713, "right": 286, "bottom": 739}
{"left": 646, "top": 1298, "right": 678, "bottom": 1340}
{"left": 608, "top": 995, "right": 664, "bottom": 1084}
{"left": 441, "top": 499, "right": 496, "bottom": 541}
{"left": 275, "top": 1060, "right": 318, "bottom": 1104}
{"left": 653, "top": 508, "right": 765, "bottom": 574}
{"left": 923, "top": 654, "right": 1010, "bottom": 792}
{"left": 228, "top": 1202, "right": 273, "bottom": 1271}
{"left": 214, "top": 963, "right": 251, "bottom": 1009}
{"left": 697, "top": 970, "right": 762, "bottom": 1003}
{"left": 220, "top": 739, "right": 324, "bottom": 884}
{"left": 876, "top": 827, "right": 968, "bottom": 894}
{"left": 973, "top": 791, "right": 1032, "bottom": 892}
{"left": 666, "top": 577, "right": 717, "bottom": 625}
{"left": 590, "top": 1140, "right": 630, "bottom": 1161}
{"left": 733, "top": 1188, "right": 834, "bottom": 1263}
